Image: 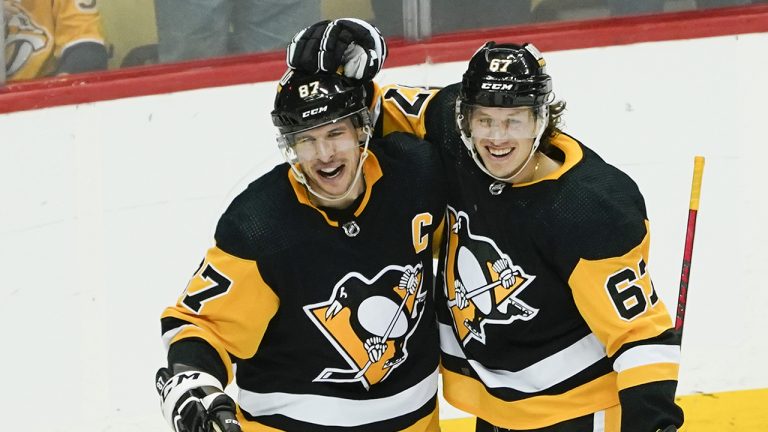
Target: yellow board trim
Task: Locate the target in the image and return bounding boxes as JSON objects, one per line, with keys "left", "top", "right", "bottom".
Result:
{"left": 439, "top": 388, "right": 768, "bottom": 432}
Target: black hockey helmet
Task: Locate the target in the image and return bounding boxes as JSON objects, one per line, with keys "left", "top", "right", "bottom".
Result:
{"left": 459, "top": 42, "right": 552, "bottom": 108}
{"left": 271, "top": 70, "right": 373, "bottom": 202}
{"left": 456, "top": 42, "right": 553, "bottom": 182}
{"left": 271, "top": 69, "right": 370, "bottom": 136}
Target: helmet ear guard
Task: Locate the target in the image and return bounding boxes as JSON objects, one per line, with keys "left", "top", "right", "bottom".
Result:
{"left": 277, "top": 135, "right": 299, "bottom": 164}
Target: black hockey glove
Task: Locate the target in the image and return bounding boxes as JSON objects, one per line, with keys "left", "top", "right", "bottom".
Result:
{"left": 156, "top": 367, "right": 241, "bottom": 432}
{"left": 287, "top": 18, "right": 387, "bottom": 81}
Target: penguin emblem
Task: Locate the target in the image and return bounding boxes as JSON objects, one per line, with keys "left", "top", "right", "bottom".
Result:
{"left": 303, "top": 263, "right": 427, "bottom": 390}
{"left": 444, "top": 206, "right": 539, "bottom": 345}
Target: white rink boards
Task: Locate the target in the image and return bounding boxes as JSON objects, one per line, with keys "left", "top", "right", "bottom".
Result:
{"left": 1, "top": 33, "right": 767, "bottom": 431}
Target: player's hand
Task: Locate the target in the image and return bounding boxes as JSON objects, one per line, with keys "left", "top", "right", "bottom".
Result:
{"left": 492, "top": 258, "right": 515, "bottom": 289}
{"left": 156, "top": 367, "right": 241, "bottom": 432}
{"left": 656, "top": 427, "right": 677, "bottom": 432}
{"left": 364, "top": 336, "right": 387, "bottom": 362}
{"left": 287, "top": 18, "right": 387, "bottom": 81}
{"left": 451, "top": 218, "right": 462, "bottom": 233}
{"left": 454, "top": 280, "right": 469, "bottom": 309}
{"left": 399, "top": 267, "right": 419, "bottom": 295}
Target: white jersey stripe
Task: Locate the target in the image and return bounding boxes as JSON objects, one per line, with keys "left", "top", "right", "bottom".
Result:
{"left": 238, "top": 368, "right": 438, "bottom": 427}
{"left": 593, "top": 409, "right": 605, "bottom": 432}
{"left": 439, "top": 323, "right": 606, "bottom": 393}
{"left": 161, "top": 324, "right": 195, "bottom": 351}
{"left": 613, "top": 344, "right": 681, "bottom": 373}
{"left": 438, "top": 323, "right": 465, "bottom": 358}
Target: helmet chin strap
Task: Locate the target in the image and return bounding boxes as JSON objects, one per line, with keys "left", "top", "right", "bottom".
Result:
{"left": 467, "top": 134, "right": 542, "bottom": 183}
{"left": 456, "top": 100, "right": 549, "bottom": 184}
{"left": 459, "top": 121, "right": 548, "bottom": 184}
{"left": 289, "top": 126, "right": 372, "bottom": 204}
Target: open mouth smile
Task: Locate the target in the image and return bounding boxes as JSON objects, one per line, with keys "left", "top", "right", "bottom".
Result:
{"left": 486, "top": 146, "right": 514, "bottom": 159}
{"left": 316, "top": 164, "right": 345, "bottom": 180}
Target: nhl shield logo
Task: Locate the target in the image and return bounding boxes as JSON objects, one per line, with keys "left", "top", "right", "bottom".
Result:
{"left": 303, "top": 263, "right": 427, "bottom": 390}
{"left": 444, "top": 207, "right": 539, "bottom": 345}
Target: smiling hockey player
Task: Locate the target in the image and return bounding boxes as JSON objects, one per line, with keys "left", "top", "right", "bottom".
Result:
{"left": 155, "top": 69, "right": 446, "bottom": 431}
{"left": 287, "top": 18, "right": 684, "bottom": 432}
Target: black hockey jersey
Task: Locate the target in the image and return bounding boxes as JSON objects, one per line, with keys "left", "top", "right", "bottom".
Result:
{"left": 160, "top": 133, "right": 446, "bottom": 431}
{"left": 376, "top": 82, "right": 683, "bottom": 430}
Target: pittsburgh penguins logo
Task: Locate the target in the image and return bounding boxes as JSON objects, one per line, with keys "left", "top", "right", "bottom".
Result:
{"left": 444, "top": 207, "right": 538, "bottom": 345}
{"left": 303, "top": 263, "right": 427, "bottom": 390}
{"left": 3, "top": 1, "right": 49, "bottom": 77}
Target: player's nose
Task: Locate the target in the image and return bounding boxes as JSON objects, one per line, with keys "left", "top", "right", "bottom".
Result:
{"left": 315, "top": 139, "right": 335, "bottom": 161}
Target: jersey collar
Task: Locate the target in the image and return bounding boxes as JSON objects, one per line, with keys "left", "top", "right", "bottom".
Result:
{"left": 512, "top": 132, "right": 583, "bottom": 187}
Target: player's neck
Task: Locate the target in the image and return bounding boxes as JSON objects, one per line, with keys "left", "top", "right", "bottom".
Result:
{"left": 531, "top": 153, "right": 561, "bottom": 181}
{"left": 309, "top": 178, "right": 366, "bottom": 210}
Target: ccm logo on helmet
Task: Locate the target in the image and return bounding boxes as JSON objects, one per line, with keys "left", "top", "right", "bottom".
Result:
{"left": 302, "top": 106, "right": 328, "bottom": 118}
{"left": 481, "top": 83, "right": 514, "bottom": 91}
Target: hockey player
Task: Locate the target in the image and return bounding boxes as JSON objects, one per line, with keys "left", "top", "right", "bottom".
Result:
{"left": 3, "top": 0, "right": 107, "bottom": 81}
{"left": 287, "top": 19, "right": 684, "bottom": 432}
{"left": 155, "top": 69, "right": 446, "bottom": 432}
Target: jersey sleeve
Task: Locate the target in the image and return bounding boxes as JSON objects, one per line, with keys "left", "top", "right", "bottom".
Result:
{"left": 568, "top": 220, "right": 680, "bottom": 383}
{"left": 619, "top": 380, "right": 683, "bottom": 430}
{"left": 371, "top": 82, "right": 440, "bottom": 138}
{"left": 51, "top": 0, "right": 106, "bottom": 59}
{"left": 556, "top": 184, "right": 683, "bottom": 429}
{"left": 160, "top": 244, "right": 279, "bottom": 384}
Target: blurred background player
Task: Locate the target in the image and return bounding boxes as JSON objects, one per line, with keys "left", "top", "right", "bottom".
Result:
{"left": 155, "top": 69, "right": 446, "bottom": 431}
{"left": 288, "top": 19, "right": 684, "bottom": 432}
{"left": 369, "top": 0, "right": 532, "bottom": 37}
{"left": 3, "top": 0, "right": 107, "bottom": 81}
{"left": 153, "top": 0, "right": 320, "bottom": 63}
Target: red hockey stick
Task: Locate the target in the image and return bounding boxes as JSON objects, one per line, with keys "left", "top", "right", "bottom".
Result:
{"left": 675, "top": 156, "right": 705, "bottom": 340}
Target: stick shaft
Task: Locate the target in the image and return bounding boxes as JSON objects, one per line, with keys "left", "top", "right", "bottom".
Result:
{"left": 676, "top": 156, "right": 705, "bottom": 337}
{"left": 467, "top": 279, "right": 503, "bottom": 300}
{"left": 354, "top": 284, "right": 414, "bottom": 379}
{"left": 675, "top": 210, "right": 697, "bottom": 333}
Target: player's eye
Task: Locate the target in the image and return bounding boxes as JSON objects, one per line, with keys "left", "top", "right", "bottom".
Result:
{"left": 477, "top": 118, "right": 492, "bottom": 127}
{"left": 294, "top": 136, "right": 315, "bottom": 146}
